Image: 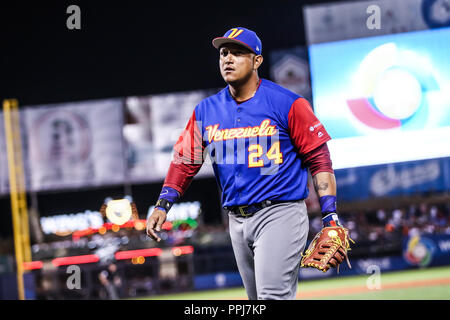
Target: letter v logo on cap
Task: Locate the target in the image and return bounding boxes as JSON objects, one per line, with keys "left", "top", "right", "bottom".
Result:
{"left": 228, "top": 28, "right": 244, "bottom": 38}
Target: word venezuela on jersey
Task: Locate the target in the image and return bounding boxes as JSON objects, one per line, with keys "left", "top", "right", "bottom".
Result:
{"left": 205, "top": 119, "right": 277, "bottom": 143}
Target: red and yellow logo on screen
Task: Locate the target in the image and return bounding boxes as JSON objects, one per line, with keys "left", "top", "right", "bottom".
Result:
{"left": 347, "top": 43, "right": 435, "bottom": 130}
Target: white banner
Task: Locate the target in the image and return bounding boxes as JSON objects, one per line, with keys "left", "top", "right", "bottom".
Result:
{"left": 24, "top": 99, "right": 125, "bottom": 191}
{"left": 124, "top": 89, "right": 217, "bottom": 183}
{"left": 303, "top": 0, "right": 450, "bottom": 44}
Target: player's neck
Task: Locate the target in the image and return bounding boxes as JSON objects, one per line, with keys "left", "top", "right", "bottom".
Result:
{"left": 228, "top": 75, "right": 261, "bottom": 103}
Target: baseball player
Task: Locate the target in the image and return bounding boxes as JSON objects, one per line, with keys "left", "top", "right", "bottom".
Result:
{"left": 146, "top": 27, "right": 351, "bottom": 300}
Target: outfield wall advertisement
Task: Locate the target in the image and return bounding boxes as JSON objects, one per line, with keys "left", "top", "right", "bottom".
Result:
{"left": 335, "top": 156, "right": 450, "bottom": 202}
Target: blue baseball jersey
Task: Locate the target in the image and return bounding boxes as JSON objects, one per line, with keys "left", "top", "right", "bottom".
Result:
{"left": 171, "top": 79, "right": 331, "bottom": 208}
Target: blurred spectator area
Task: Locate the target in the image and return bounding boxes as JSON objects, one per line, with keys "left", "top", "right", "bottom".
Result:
{"left": 317, "top": 193, "right": 450, "bottom": 258}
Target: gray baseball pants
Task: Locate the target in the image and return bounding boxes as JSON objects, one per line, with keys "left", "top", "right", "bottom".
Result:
{"left": 228, "top": 200, "right": 309, "bottom": 300}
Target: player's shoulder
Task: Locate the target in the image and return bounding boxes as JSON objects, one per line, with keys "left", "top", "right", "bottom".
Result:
{"left": 194, "top": 87, "right": 229, "bottom": 113}
{"left": 260, "top": 79, "right": 309, "bottom": 118}
{"left": 260, "top": 79, "right": 302, "bottom": 102}
{"left": 195, "top": 87, "right": 227, "bottom": 106}
{"left": 205, "top": 86, "right": 229, "bottom": 103}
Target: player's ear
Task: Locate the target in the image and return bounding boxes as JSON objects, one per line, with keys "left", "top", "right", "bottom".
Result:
{"left": 253, "top": 54, "right": 263, "bottom": 70}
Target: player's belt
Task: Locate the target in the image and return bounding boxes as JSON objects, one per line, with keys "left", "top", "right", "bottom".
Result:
{"left": 225, "top": 200, "right": 283, "bottom": 218}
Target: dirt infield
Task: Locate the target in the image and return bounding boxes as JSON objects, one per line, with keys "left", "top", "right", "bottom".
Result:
{"left": 296, "top": 277, "right": 450, "bottom": 299}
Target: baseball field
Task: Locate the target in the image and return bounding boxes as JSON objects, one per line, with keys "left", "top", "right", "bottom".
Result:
{"left": 141, "top": 265, "right": 450, "bottom": 300}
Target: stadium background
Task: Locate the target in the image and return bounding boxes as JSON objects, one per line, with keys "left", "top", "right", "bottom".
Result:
{"left": 0, "top": 0, "right": 450, "bottom": 300}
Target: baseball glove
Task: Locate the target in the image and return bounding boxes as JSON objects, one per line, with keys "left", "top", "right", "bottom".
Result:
{"left": 300, "top": 226, "right": 354, "bottom": 273}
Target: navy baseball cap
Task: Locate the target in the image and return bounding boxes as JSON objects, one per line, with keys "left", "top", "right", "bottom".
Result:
{"left": 212, "top": 27, "right": 262, "bottom": 55}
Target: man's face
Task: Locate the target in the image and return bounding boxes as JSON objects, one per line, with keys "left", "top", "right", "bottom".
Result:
{"left": 219, "top": 43, "right": 257, "bottom": 85}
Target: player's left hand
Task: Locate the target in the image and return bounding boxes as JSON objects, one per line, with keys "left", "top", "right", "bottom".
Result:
{"left": 300, "top": 226, "right": 354, "bottom": 273}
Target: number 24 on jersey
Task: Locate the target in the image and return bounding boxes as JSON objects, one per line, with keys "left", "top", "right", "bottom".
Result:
{"left": 248, "top": 142, "right": 283, "bottom": 168}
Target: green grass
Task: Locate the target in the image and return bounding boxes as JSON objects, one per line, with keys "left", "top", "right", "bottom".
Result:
{"left": 138, "top": 265, "right": 450, "bottom": 300}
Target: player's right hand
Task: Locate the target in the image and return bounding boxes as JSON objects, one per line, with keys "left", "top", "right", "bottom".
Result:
{"left": 146, "top": 208, "right": 167, "bottom": 242}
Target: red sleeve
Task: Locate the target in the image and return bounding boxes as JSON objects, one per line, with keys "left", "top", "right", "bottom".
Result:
{"left": 163, "top": 111, "right": 204, "bottom": 196}
{"left": 302, "top": 143, "right": 334, "bottom": 176}
{"left": 288, "top": 98, "right": 331, "bottom": 156}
